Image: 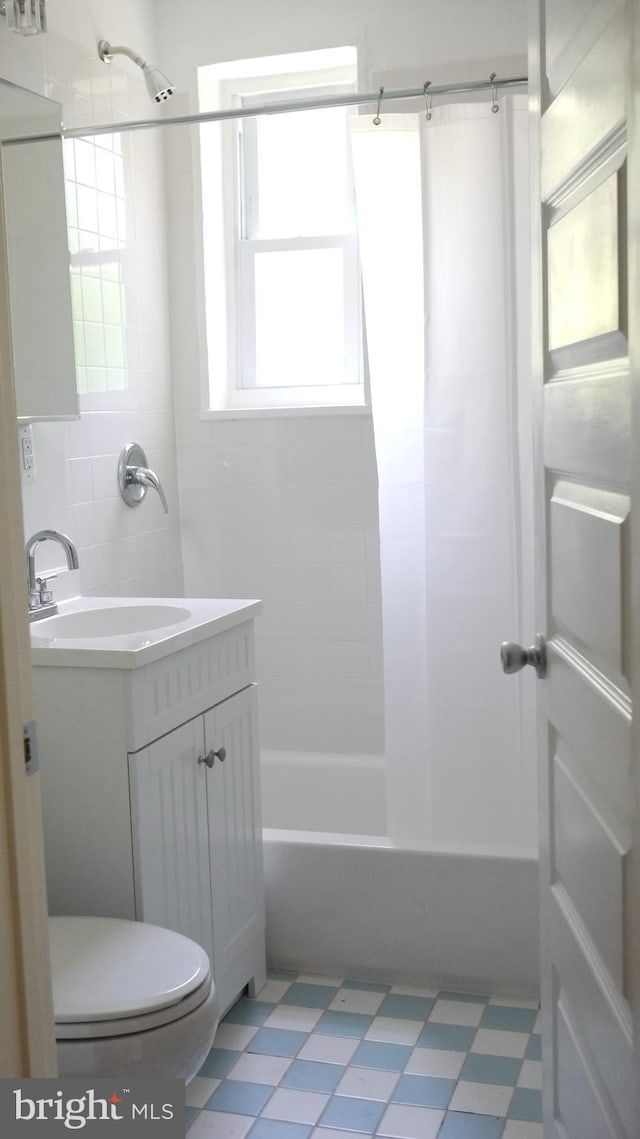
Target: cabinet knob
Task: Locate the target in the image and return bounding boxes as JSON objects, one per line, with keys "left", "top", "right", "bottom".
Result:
{"left": 198, "top": 746, "right": 226, "bottom": 768}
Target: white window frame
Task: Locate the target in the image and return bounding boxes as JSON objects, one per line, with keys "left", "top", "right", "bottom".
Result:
{"left": 199, "top": 59, "right": 367, "bottom": 413}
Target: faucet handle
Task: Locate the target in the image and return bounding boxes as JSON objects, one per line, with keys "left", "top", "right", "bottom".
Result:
{"left": 118, "top": 442, "right": 169, "bottom": 514}
{"left": 36, "top": 574, "right": 57, "bottom": 604}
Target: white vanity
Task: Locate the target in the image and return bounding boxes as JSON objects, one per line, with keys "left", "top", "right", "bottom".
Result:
{"left": 32, "top": 597, "right": 265, "bottom": 1016}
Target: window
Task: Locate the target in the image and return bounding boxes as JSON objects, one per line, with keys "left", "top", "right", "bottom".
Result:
{"left": 198, "top": 48, "right": 365, "bottom": 412}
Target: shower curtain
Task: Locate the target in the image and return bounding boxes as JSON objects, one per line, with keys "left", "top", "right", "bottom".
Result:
{"left": 350, "top": 96, "right": 536, "bottom": 847}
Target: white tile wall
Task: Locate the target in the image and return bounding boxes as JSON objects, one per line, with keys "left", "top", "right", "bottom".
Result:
{"left": 177, "top": 411, "right": 384, "bottom": 753}
{"left": 159, "top": 97, "right": 384, "bottom": 753}
{"left": 3, "top": 0, "right": 183, "bottom": 600}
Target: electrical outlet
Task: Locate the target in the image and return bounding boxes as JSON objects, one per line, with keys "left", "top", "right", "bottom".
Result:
{"left": 18, "top": 424, "right": 36, "bottom": 483}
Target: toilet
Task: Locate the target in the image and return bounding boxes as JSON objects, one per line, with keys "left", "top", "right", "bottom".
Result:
{"left": 49, "top": 916, "right": 219, "bottom": 1080}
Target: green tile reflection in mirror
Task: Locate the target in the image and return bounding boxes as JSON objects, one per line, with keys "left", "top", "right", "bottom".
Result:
{"left": 64, "top": 135, "right": 128, "bottom": 395}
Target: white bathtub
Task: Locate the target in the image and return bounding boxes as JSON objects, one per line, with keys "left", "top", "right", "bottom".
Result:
{"left": 261, "top": 751, "right": 540, "bottom": 996}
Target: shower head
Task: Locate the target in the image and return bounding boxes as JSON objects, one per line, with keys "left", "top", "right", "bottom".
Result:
{"left": 141, "top": 62, "right": 175, "bottom": 104}
{"left": 98, "top": 40, "right": 175, "bottom": 104}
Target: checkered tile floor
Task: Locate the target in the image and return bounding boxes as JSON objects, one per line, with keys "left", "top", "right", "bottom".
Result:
{"left": 185, "top": 973, "right": 542, "bottom": 1138}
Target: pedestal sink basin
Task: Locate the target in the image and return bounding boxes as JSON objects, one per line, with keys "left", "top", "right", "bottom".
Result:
{"left": 35, "top": 604, "right": 191, "bottom": 639}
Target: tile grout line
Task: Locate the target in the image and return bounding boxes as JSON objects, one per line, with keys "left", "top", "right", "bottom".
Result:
{"left": 186, "top": 973, "right": 543, "bottom": 1139}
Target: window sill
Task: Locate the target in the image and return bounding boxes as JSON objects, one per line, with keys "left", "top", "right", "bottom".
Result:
{"left": 201, "top": 404, "right": 371, "bottom": 420}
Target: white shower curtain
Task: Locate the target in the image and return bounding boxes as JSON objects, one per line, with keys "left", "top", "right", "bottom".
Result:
{"left": 350, "top": 96, "right": 536, "bottom": 847}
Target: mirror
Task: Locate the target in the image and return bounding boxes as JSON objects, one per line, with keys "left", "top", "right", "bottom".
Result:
{"left": 0, "top": 78, "right": 78, "bottom": 421}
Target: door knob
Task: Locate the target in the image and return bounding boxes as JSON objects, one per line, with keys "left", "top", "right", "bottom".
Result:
{"left": 500, "top": 634, "right": 547, "bottom": 678}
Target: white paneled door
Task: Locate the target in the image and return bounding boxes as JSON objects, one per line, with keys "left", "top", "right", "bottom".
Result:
{"left": 529, "top": 0, "right": 637, "bottom": 1135}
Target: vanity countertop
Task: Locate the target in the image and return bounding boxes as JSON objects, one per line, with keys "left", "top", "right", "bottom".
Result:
{"left": 30, "top": 596, "right": 262, "bottom": 669}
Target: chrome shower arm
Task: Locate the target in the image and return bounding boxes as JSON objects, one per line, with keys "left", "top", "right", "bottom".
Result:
{"left": 99, "top": 41, "right": 147, "bottom": 68}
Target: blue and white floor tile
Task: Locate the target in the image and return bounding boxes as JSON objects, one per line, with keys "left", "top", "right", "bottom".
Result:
{"left": 186, "top": 973, "right": 543, "bottom": 1139}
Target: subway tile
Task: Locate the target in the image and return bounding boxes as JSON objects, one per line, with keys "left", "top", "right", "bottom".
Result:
{"left": 67, "top": 457, "right": 94, "bottom": 504}
{"left": 324, "top": 443, "right": 370, "bottom": 485}
{"left": 291, "top": 528, "right": 330, "bottom": 563}
{"left": 287, "top": 446, "right": 326, "bottom": 486}
{"left": 323, "top": 416, "right": 366, "bottom": 448}
{"left": 326, "top": 524, "right": 367, "bottom": 563}
{"left": 325, "top": 483, "right": 378, "bottom": 524}
{"left": 291, "top": 563, "right": 331, "bottom": 602}
{"left": 285, "top": 418, "right": 327, "bottom": 450}
{"left": 329, "top": 562, "right": 367, "bottom": 602}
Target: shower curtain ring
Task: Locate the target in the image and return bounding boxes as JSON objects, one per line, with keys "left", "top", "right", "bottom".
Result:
{"left": 490, "top": 72, "right": 499, "bottom": 113}
{"left": 373, "top": 86, "right": 384, "bottom": 126}
{"left": 423, "top": 80, "right": 433, "bottom": 121}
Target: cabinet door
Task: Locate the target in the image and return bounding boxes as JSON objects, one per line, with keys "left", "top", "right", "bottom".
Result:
{"left": 128, "top": 717, "right": 214, "bottom": 964}
{"left": 204, "top": 686, "right": 265, "bottom": 994}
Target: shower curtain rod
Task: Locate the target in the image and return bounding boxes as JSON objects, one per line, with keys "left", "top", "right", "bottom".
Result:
{"left": 58, "top": 72, "right": 527, "bottom": 141}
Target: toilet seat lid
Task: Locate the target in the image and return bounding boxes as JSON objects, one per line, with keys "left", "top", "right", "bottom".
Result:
{"left": 49, "top": 916, "right": 211, "bottom": 1022}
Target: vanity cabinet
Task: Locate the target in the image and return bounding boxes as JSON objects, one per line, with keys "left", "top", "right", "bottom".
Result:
{"left": 129, "top": 686, "right": 264, "bottom": 1014}
{"left": 35, "top": 615, "right": 265, "bottom": 1016}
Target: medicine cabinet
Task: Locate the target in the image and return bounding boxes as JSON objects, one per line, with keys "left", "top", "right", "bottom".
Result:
{"left": 0, "top": 78, "right": 78, "bottom": 421}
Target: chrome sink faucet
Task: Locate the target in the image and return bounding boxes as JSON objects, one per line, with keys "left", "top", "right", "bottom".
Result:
{"left": 26, "top": 529, "right": 79, "bottom": 621}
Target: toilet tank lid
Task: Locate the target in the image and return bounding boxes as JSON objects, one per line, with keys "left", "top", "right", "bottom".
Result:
{"left": 49, "top": 916, "right": 211, "bottom": 1022}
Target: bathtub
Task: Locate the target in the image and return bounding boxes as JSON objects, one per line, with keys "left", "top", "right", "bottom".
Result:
{"left": 261, "top": 751, "right": 540, "bottom": 996}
